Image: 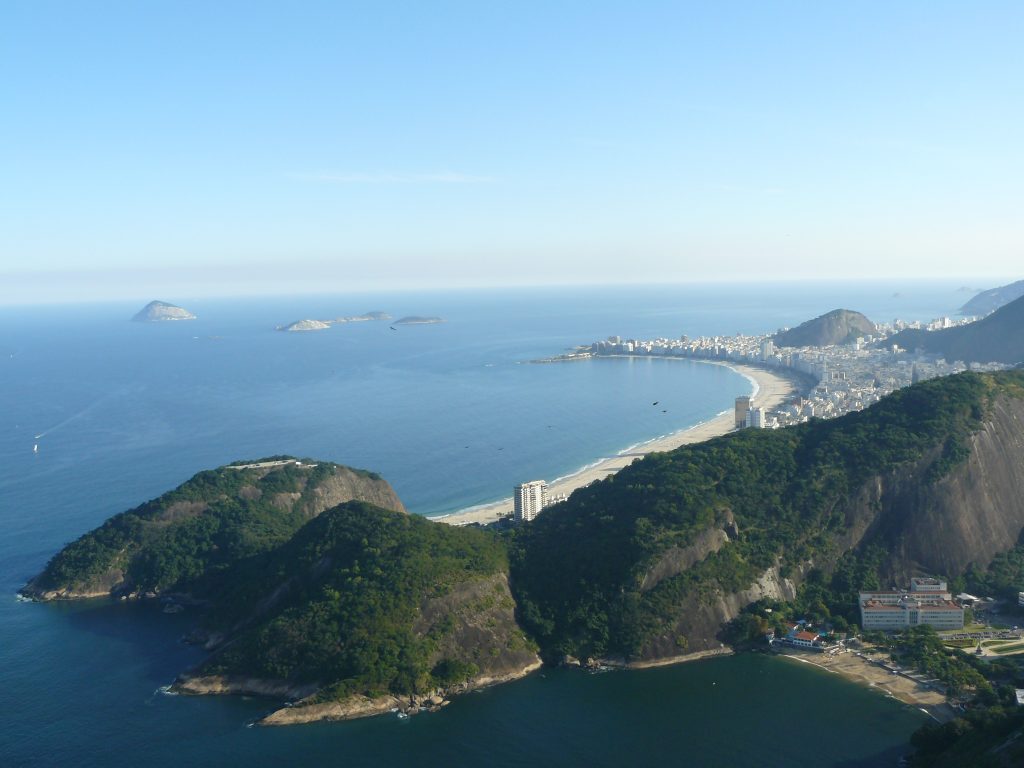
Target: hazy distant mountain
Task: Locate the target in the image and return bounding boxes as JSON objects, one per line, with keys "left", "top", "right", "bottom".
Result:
{"left": 132, "top": 300, "right": 196, "bottom": 322}
{"left": 773, "top": 309, "right": 876, "bottom": 347}
{"left": 889, "top": 294, "right": 1024, "bottom": 364}
{"left": 959, "top": 279, "right": 1024, "bottom": 316}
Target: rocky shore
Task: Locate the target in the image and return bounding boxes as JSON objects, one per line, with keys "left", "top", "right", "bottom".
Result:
{"left": 255, "top": 659, "right": 543, "bottom": 726}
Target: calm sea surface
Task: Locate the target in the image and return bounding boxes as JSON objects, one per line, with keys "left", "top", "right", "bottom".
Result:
{"left": 0, "top": 282, "right": 972, "bottom": 766}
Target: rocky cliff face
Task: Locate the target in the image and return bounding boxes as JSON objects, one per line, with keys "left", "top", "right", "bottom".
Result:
{"left": 855, "top": 394, "right": 1024, "bottom": 581}
{"left": 632, "top": 392, "right": 1024, "bottom": 661}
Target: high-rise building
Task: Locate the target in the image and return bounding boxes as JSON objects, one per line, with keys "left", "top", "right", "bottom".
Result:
{"left": 735, "top": 396, "right": 751, "bottom": 428}
{"left": 746, "top": 408, "right": 767, "bottom": 429}
{"left": 514, "top": 480, "right": 548, "bottom": 523}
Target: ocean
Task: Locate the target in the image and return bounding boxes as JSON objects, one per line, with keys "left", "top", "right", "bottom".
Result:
{"left": 0, "top": 282, "right": 973, "bottom": 766}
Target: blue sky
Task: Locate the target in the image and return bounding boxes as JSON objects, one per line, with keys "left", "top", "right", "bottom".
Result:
{"left": 1, "top": 1, "right": 1021, "bottom": 302}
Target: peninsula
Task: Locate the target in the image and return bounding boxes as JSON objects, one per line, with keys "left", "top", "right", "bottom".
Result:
{"left": 959, "top": 278, "right": 1024, "bottom": 316}
{"left": 132, "top": 300, "right": 196, "bottom": 322}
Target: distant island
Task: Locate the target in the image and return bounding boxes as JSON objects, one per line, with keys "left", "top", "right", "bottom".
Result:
{"left": 132, "top": 300, "right": 196, "bottom": 322}
{"left": 276, "top": 311, "right": 392, "bottom": 332}
{"left": 959, "top": 278, "right": 1024, "bottom": 316}
{"left": 773, "top": 308, "right": 876, "bottom": 347}
{"left": 394, "top": 316, "right": 444, "bottom": 325}
{"left": 277, "top": 319, "right": 331, "bottom": 332}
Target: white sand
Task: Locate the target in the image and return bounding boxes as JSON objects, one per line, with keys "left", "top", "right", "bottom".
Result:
{"left": 431, "top": 361, "right": 802, "bottom": 527}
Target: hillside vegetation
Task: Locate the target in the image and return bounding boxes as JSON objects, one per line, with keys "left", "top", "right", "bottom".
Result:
{"left": 24, "top": 459, "right": 405, "bottom": 600}
{"left": 509, "top": 371, "right": 1024, "bottom": 662}
{"left": 194, "top": 501, "right": 536, "bottom": 700}
{"left": 889, "top": 294, "right": 1024, "bottom": 365}
{"left": 24, "top": 370, "right": 1024, "bottom": 731}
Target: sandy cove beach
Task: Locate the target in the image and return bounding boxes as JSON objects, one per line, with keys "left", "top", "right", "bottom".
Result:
{"left": 432, "top": 361, "right": 804, "bottom": 527}
{"left": 773, "top": 647, "right": 958, "bottom": 723}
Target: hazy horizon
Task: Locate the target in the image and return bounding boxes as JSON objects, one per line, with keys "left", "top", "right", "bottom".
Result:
{"left": 2, "top": 2, "right": 1021, "bottom": 304}
{"left": 0, "top": 273, "right": 1017, "bottom": 310}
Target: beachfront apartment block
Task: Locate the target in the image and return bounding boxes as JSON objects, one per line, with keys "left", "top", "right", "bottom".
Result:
{"left": 514, "top": 480, "right": 548, "bottom": 523}
{"left": 859, "top": 579, "right": 964, "bottom": 631}
{"left": 735, "top": 396, "right": 751, "bottom": 428}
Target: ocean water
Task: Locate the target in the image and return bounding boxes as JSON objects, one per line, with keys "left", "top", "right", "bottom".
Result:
{"left": 0, "top": 282, "right": 972, "bottom": 766}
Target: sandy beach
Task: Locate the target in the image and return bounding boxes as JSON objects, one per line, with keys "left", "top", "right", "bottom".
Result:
{"left": 774, "top": 648, "right": 958, "bottom": 723}
{"left": 432, "top": 361, "right": 805, "bottom": 527}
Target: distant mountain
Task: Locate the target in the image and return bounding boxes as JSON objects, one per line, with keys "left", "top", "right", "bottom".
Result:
{"left": 132, "top": 300, "right": 196, "bottom": 322}
{"left": 773, "top": 309, "right": 876, "bottom": 347}
{"left": 960, "top": 279, "right": 1024, "bottom": 316}
{"left": 888, "top": 294, "right": 1024, "bottom": 365}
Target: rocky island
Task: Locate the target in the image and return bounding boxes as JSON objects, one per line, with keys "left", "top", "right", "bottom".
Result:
{"left": 394, "top": 315, "right": 444, "bottom": 325}
{"left": 277, "top": 319, "right": 331, "bottom": 332}
{"left": 276, "top": 312, "right": 392, "bottom": 332}
{"left": 22, "top": 371, "right": 1024, "bottom": 746}
{"left": 132, "top": 300, "right": 196, "bottom": 322}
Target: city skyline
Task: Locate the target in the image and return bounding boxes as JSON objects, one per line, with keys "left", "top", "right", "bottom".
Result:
{"left": 2, "top": 2, "right": 1022, "bottom": 303}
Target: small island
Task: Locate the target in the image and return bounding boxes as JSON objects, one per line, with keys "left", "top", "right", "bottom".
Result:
{"left": 394, "top": 316, "right": 444, "bottom": 325}
{"left": 276, "top": 311, "right": 393, "bottom": 332}
{"left": 132, "top": 300, "right": 196, "bottom": 322}
{"left": 277, "top": 319, "right": 331, "bottom": 332}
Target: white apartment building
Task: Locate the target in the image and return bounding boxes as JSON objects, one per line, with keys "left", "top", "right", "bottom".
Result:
{"left": 859, "top": 579, "right": 964, "bottom": 631}
{"left": 514, "top": 480, "right": 548, "bottom": 523}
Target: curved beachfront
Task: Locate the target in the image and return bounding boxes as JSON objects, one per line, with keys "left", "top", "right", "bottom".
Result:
{"left": 433, "top": 361, "right": 803, "bottom": 527}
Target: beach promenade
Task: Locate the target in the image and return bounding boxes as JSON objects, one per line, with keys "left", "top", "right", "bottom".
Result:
{"left": 433, "top": 362, "right": 803, "bottom": 527}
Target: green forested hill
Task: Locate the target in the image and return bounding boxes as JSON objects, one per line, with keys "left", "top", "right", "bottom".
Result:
{"left": 509, "top": 371, "right": 1024, "bottom": 662}
{"left": 198, "top": 501, "right": 534, "bottom": 699}
{"left": 24, "top": 458, "right": 404, "bottom": 600}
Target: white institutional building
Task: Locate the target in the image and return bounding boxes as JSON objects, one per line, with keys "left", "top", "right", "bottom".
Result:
{"left": 514, "top": 480, "right": 548, "bottom": 523}
{"left": 859, "top": 578, "right": 964, "bottom": 631}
